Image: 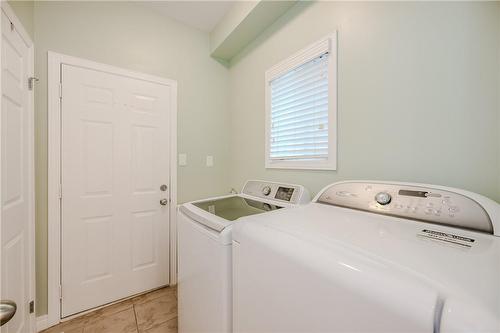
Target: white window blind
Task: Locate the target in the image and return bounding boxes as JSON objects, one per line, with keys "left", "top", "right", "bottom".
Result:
{"left": 269, "top": 53, "right": 329, "bottom": 161}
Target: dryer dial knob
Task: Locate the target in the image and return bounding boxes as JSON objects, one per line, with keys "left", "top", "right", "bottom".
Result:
{"left": 262, "top": 186, "right": 272, "bottom": 196}
{"left": 375, "top": 192, "right": 392, "bottom": 205}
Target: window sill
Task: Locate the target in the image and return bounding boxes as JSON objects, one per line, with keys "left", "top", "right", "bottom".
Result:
{"left": 265, "top": 160, "right": 337, "bottom": 171}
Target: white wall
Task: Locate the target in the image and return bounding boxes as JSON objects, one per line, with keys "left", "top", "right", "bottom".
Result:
{"left": 229, "top": 1, "right": 500, "bottom": 202}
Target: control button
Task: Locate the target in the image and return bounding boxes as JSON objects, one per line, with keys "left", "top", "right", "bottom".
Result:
{"left": 375, "top": 192, "right": 391, "bottom": 205}
{"left": 262, "top": 186, "right": 272, "bottom": 196}
{"left": 424, "top": 208, "right": 433, "bottom": 215}
{"left": 448, "top": 206, "right": 459, "bottom": 213}
{"left": 336, "top": 191, "right": 356, "bottom": 197}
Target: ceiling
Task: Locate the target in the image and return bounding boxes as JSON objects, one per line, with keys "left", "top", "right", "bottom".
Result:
{"left": 142, "top": 1, "right": 235, "bottom": 32}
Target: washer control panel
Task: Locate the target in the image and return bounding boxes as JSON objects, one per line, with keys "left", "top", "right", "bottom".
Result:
{"left": 317, "top": 182, "right": 493, "bottom": 234}
{"left": 242, "top": 180, "right": 308, "bottom": 205}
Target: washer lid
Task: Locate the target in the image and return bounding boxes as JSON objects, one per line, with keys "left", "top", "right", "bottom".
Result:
{"left": 180, "top": 195, "right": 284, "bottom": 232}
{"left": 192, "top": 196, "right": 283, "bottom": 221}
{"left": 233, "top": 202, "right": 500, "bottom": 331}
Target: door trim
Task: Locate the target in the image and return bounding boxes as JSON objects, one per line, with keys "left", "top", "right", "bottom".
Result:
{"left": 0, "top": 2, "right": 36, "bottom": 331}
{"left": 47, "top": 52, "right": 178, "bottom": 327}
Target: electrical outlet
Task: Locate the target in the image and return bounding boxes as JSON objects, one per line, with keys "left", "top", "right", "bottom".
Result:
{"left": 206, "top": 155, "right": 214, "bottom": 167}
{"left": 179, "top": 153, "right": 187, "bottom": 166}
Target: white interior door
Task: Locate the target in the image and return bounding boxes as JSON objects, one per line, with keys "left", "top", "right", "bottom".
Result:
{"left": 61, "top": 64, "right": 171, "bottom": 317}
{"left": 0, "top": 10, "right": 35, "bottom": 333}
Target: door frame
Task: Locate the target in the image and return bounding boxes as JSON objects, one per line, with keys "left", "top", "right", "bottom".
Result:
{"left": 47, "top": 52, "right": 178, "bottom": 327}
{"left": 0, "top": 2, "right": 36, "bottom": 332}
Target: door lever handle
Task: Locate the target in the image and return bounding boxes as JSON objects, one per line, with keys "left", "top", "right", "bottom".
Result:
{"left": 0, "top": 300, "right": 17, "bottom": 326}
{"left": 160, "top": 198, "right": 168, "bottom": 206}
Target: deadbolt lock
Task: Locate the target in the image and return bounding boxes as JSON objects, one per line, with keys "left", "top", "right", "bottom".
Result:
{"left": 160, "top": 184, "right": 168, "bottom": 191}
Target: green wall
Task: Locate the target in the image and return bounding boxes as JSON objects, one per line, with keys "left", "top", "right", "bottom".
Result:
{"left": 7, "top": 1, "right": 33, "bottom": 39}
{"left": 229, "top": 1, "right": 500, "bottom": 203}
{"left": 10, "top": 1, "right": 232, "bottom": 315}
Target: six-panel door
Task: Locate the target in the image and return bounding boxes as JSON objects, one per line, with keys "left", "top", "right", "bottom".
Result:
{"left": 61, "top": 65, "right": 171, "bottom": 317}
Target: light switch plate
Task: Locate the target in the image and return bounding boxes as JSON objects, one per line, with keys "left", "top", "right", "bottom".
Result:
{"left": 206, "top": 155, "right": 214, "bottom": 167}
{"left": 179, "top": 153, "right": 187, "bottom": 166}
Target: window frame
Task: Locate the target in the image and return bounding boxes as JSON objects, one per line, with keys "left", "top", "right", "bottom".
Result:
{"left": 265, "top": 32, "right": 337, "bottom": 170}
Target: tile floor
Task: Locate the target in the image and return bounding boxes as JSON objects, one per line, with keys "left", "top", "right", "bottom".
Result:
{"left": 41, "top": 286, "right": 177, "bottom": 333}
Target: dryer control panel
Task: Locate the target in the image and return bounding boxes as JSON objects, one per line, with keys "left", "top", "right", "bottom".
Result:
{"left": 242, "top": 180, "right": 309, "bottom": 205}
{"left": 317, "top": 182, "right": 493, "bottom": 234}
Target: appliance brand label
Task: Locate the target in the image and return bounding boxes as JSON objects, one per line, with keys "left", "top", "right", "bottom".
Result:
{"left": 417, "top": 229, "right": 475, "bottom": 248}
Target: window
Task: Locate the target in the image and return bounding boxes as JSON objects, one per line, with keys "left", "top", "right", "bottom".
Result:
{"left": 265, "top": 33, "right": 337, "bottom": 170}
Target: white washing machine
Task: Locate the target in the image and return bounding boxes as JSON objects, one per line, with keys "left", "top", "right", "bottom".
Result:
{"left": 232, "top": 181, "right": 500, "bottom": 333}
{"left": 178, "top": 180, "right": 310, "bottom": 333}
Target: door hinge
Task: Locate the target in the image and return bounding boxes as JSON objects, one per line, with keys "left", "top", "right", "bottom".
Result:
{"left": 59, "top": 285, "right": 63, "bottom": 300}
{"left": 28, "top": 77, "right": 39, "bottom": 91}
{"left": 59, "top": 83, "right": 63, "bottom": 99}
{"left": 29, "top": 300, "right": 34, "bottom": 314}
{"left": 58, "top": 184, "right": 62, "bottom": 199}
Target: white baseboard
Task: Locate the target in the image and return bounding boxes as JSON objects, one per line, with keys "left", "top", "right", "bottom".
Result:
{"left": 36, "top": 315, "right": 49, "bottom": 332}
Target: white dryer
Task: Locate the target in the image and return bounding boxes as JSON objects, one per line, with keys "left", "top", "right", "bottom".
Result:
{"left": 232, "top": 181, "right": 500, "bottom": 333}
{"left": 178, "top": 180, "right": 309, "bottom": 333}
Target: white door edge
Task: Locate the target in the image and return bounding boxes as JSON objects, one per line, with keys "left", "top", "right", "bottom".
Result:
{"left": 47, "top": 51, "right": 178, "bottom": 327}
{"left": 0, "top": 2, "right": 36, "bottom": 332}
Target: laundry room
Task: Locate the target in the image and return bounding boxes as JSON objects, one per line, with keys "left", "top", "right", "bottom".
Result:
{"left": 0, "top": 1, "right": 499, "bottom": 333}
